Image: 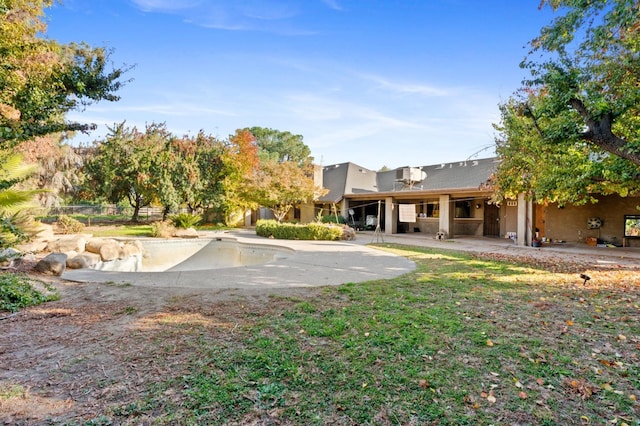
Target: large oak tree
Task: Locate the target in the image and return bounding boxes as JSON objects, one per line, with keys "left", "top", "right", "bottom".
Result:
{"left": 494, "top": 0, "right": 640, "bottom": 204}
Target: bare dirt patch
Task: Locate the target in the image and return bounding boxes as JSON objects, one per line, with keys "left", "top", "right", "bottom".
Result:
{"left": 1, "top": 273, "right": 318, "bottom": 425}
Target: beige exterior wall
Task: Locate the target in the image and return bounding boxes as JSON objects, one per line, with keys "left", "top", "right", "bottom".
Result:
{"left": 300, "top": 203, "right": 316, "bottom": 223}
{"left": 537, "top": 195, "right": 640, "bottom": 247}
{"left": 502, "top": 203, "right": 518, "bottom": 238}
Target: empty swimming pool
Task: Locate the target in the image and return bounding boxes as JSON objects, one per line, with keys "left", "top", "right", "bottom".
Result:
{"left": 94, "top": 237, "right": 293, "bottom": 272}
{"left": 61, "top": 232, "right": 417, "bottom": 289}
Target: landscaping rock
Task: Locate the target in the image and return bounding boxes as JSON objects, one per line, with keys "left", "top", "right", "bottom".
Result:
{"left": 120, "top": 242, "right": 141, "bottom": 258}
{"left": 0, "top": 248, "right": 22, "bottom": 269}
{"left": 0, "top": 247, "right": 21, "bottom": 260}
{"left": 67, "top": 253, "right": 101, "bottom": 269}
{"left": 35, "top": 253, "right": 67, "bottom": 276}
{"left": 85, "top": 238, "right": 114, "bottom": 254}
{"left": 173, "top": 228, "right": 199, "bottom": 238}
{"left": 46, "top": 236, "right": 87, "bottom": 254}
{"left": 99, "top": 241, "right": 122, "bottom": 261}
{"left": 341, "top": 227, "right": 357, "bottom": 241}
{"left": 15, "top": 240, "right": 48, "bottom": 253}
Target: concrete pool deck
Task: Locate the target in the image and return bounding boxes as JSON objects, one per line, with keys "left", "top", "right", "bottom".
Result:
{"left": 61, "top": 229, "right": 640, "bottom": 289}
{"left": 61, "top": 231, "right": 417, "bottom": 289}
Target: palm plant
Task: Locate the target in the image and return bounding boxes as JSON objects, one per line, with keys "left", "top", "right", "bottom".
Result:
{"left": 0, "top": 152, "right": 40, "bottom": 248}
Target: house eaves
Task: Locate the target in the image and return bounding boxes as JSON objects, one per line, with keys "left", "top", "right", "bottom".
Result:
{"left": 345, "top": 188, "right": 493, "bottom": 201}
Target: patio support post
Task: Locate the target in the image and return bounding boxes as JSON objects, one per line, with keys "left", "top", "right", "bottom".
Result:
{"left": 340, "top": 199, "right": 348, "bottom": 222}
{"left": 385, "top": 197, "right": 395, "bottom": 234}
{"left": 439, "top": 194, "right": 454, "bottom": 239}
{"left": 516, "top": 193, "right": 533, "bottom": 246}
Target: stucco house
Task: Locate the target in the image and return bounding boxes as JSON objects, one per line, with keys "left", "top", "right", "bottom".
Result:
{"left": 312, "top": 157, "right": 640, "bottom": 248}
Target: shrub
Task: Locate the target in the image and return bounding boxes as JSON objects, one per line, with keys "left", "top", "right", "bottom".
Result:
{"left": 320, "top": 215, "right": 346, "bottom": 224}
{"left": 169, "top": 213, "right": 202, "bottom": 229}
{"left": 0, "top": 273, "right": 59, "bottom": 313}
{"left": 256, "top": 220, "right": 344, "bottom": 240}
{"left": 150, "top": 220, "right": 175, "bottom": 238}
{"left": 56, "top": 214, "right": 85, "bottom": 234}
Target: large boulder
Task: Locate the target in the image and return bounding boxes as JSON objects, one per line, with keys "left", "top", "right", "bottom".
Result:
{"left": 35, "top": 253, "right": 67, "bottom": 276}
{"left": 120, "top": 242, "right": 142, "bottom": 258}
{"left": 85, "top": 237, "right": 114, "bottom": 254}
{"left": 67, "top": 252, "right": 101, "bottom": 269}
{"left": 46, "top": 236, "right": 86, "bottom": 254}
{"left": 99, "top": 241, "right": 122, "bottom": 262}
{"left": 15, "top": 240, "right": 48, "bottom": 253}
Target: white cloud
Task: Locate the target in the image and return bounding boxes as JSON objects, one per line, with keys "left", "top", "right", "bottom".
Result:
{"left": 360, "top": 74, "right": 449, "bottom": 97}
{"left": 321, "top": 0, "right": 344, "bottom": 11}
{"left": 130, "top": 0, "right": 203, "bottom": 12}
{"left": 129, "top": 0, "right": 318, "bottom": 34}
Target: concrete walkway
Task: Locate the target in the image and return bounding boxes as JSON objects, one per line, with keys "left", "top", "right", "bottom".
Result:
{"left": 359, "top": 231, "right": 640, "bottom": 268}
{"left": 61, "top": 230, "right": 639, "bottom": 289}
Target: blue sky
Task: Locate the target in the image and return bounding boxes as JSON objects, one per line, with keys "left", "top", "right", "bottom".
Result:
{"left": 46, "top": 1, "right": 556, "bottom": 170}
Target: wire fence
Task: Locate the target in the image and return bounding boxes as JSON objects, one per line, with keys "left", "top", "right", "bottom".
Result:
{"left": 34, "top": 205, "right": 179, "bottom": 222}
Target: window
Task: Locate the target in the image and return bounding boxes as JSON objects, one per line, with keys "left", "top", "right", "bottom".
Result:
{"left": 455, "top": 201, "right": 472, "bottom": 218}
{"left": 426, "top": 201, "right": 439, "bottom": 218}
{"left": 624, "top": 215, "right": 640, "bottom": 238}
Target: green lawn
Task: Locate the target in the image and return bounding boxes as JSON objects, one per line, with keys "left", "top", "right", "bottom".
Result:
{"left": 68, "top": 245, "right": 640, "bottom": 424}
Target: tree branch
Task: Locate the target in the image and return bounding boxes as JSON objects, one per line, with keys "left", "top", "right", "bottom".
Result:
{"left": 569, "top": 98, "right": 640, "bottom": 166}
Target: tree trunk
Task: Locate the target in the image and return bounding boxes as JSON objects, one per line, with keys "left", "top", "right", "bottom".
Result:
{"left": 129, "top": 193, "right": 145, "bottom": 222}
{"left": 570, "top": 98, "right": 640, "bottom": 167}
{"left": 131, "top": 202, "right": 141, "bottom": 222}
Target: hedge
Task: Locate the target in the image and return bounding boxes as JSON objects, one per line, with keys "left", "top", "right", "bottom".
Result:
{"left": 256, "top": 219, "right": 344, "bottom": 240}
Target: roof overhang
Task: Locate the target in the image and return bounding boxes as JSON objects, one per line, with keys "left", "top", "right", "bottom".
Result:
{"left": 343, "top": 187, "right": 493, "bottom": 200}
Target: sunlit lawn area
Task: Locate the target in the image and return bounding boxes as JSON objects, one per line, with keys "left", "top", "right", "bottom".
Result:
{"left": 83, "top": 223, "right": 230, "bottom": 237}
{"left": 108, "top": 245, "right": 639, "bottom": 425}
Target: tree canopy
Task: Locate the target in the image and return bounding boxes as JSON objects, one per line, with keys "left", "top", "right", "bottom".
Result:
{"left": 83, "top": 122, "right": 170, "bottom": 222}
{"left": 494, "top": 0, "right": 640, "bottom": 204}
{"left": 246, "top": 127, "right": 313, "bottom": 167}
{"left": 0, "top": 0, "right": 129, "bottom": 148}
{"left": 250, "top": 160, "right": 324, "bottom": 222}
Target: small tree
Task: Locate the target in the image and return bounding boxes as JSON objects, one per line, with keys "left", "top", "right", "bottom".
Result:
{"left": 169, "top": 131, "right": 227, "bottom": 215}
{"left": 219, "top": 129, "right": 260, "bottom": 225}
{"left": 251, "top": 160, "right": 325, "bottom": 222}
{"left": 84, "top": 122, "right": 174, "bottom": 222}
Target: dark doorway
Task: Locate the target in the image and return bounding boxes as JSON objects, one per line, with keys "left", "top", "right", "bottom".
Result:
{"left": 483, "top": 203, "right": 500, "bottom": 237}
